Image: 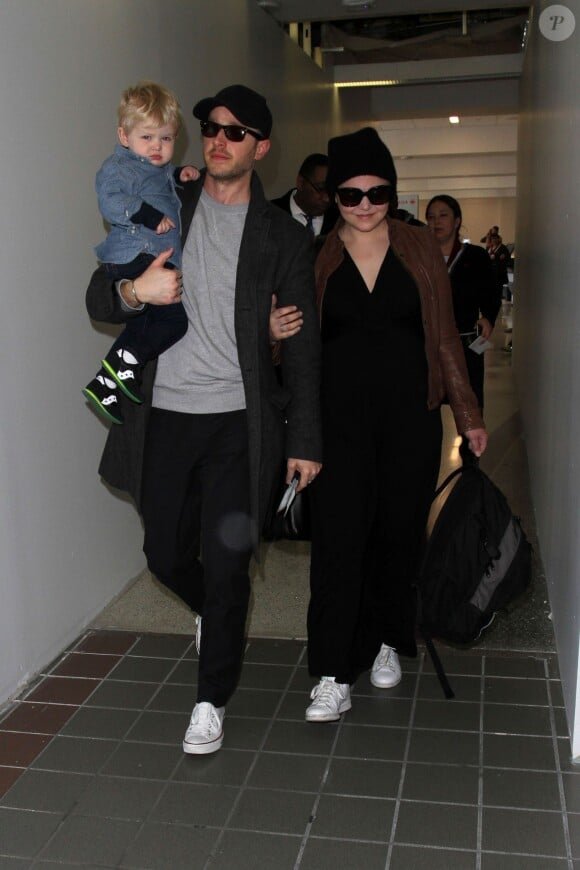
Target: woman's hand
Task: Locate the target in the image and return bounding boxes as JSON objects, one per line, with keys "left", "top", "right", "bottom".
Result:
{"left": 464, "top": 428, "right": 488, "bottom": 457}
{"left": 477, "top": 317, "right": 493, "bottom": 340}
{"left": 121, "top": 249, "right": 183, "bottom": 308}
{"left": 269, "top": 294, "right": 304, "bottom": 341}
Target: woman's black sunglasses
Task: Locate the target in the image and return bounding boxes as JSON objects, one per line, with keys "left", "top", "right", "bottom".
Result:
{"left": 336, "top": 185, "right": 392, "bottom": 207}
{"left": 200, "top": 120, "right": 265, "bottom": 142}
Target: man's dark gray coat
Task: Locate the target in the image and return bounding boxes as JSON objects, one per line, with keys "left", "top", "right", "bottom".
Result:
{"left": 86, "top": 171, "right": 322, "bottom": 553}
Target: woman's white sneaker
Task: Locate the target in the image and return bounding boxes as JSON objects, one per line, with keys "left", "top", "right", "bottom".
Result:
{"left": 305, "top": 677, "right": 351, "bottom": 722}
{"left": 370, "top": 645, "right": 402, "bottom": 689}
{"left": 183, "top": 702, "right": 224, "bottom": 754}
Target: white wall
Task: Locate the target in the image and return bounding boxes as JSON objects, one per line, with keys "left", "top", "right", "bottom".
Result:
{"left": 514, "top": 1, "right": 580, "bottom": 756}
{"left": 0, "top": 0, "right": 336, "bottom": 707}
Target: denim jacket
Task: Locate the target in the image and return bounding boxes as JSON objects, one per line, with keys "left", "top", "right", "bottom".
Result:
{"left": 95, "top": 144, "right": 182, "bottom": 267}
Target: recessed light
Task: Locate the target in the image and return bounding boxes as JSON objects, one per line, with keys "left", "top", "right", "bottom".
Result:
{"left": 449, "top": 115, "right": 460, "bottom": 124}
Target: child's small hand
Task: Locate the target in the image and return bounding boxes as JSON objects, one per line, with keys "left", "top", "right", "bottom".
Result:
{"left": 156, "top": 215, "right": 176, "bottom": 234}
{"left": 180, "top": 165, "right": 200, "bottom": 183}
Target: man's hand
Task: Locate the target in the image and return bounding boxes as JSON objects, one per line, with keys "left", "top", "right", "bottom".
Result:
{"left": 269, "top": 294, "right": 304, "bottom": 341}
{"left": 156, "top": 215, "right": 176, "bottom": 234}
{"left": 121, "top": 249, "right": 183, "bottom": 307}
{"left": 287, "top": 458, "right": 322, "bottom": 492}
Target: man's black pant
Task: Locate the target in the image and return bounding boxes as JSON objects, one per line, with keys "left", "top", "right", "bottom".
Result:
{"left": 141, "top": 407, "right": 252, "bottom": 707}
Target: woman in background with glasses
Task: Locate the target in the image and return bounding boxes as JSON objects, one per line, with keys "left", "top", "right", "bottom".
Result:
{"left": 304, "top": 127, "right": 487, "bottom": 723}
{"left": 425, "top": 195, "right": 501, "bottom": 431}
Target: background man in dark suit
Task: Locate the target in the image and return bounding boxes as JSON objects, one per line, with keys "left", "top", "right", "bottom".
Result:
{"left": 271, "top": 152, "right": 338, "bottom": 244}
{"left": 85, "top": 85, "right": 322, "bottom": 756}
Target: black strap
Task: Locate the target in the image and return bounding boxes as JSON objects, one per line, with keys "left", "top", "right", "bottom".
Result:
{"left": 421, "top": 630, "right": 455, "bottom": 699}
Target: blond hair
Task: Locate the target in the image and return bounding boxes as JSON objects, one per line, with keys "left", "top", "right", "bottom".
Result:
{"left": 117, "top": 81, "right": 182, "bottom": 134}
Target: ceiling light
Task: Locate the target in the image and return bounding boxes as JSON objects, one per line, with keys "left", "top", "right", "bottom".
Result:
{"left": 449, "top": 115, "right": 460, "bottom": 124}
{"left": 335, "top": 79, "right": 401, "bottom": 88}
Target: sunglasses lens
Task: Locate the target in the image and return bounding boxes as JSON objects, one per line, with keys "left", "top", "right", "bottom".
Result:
{"left": 368, "top": 186, "right": 391, "bottom": 205}
{"left": 201, "top": 122, "right": 247, "bottom": 142}
{"left": 337, "top": 186, "right": 391, "bottom": 207}
{"left": 337, "top": 189, "right": 362, "bottom": 207}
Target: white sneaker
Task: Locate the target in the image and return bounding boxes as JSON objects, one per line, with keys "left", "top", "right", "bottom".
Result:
{"left": 305, "top": 677, "right": 351, "bottom": 722}
{"left": 195, "top": 615, "right": 202, "bottom": 655}
{"left": 183, "top": 702, "right": 224, "bottom": 754}
{"left": 370, "top": 644, "right": 402, "bottom": 689}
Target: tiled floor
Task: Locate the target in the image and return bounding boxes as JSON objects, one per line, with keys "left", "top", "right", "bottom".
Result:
{"left": 1, "top": 630, "right": 578, "bottom": 869}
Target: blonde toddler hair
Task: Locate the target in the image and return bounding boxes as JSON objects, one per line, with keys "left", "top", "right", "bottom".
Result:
{"left": 117, "top": 81, "right": 183, "bottom": 134}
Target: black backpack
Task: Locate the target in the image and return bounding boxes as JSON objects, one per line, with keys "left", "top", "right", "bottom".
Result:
{"left": 417, "top": 462, "right": 532, "bottom": 696}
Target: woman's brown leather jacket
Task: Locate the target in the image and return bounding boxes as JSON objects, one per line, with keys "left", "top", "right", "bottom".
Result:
{"left": 315, "top": 216, "right": 484, "bottom": 435}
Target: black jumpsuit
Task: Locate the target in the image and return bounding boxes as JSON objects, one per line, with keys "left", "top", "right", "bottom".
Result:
{"left": 307, "top": 248, "right": 443, "bottom": 683}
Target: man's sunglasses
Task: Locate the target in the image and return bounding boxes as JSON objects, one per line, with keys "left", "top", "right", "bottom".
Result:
{"left": 200, "top": 120, "right": 265, "bottom": 142}
{"left": 303, "top": 176, "right": 328, "bottom": 195}
{"left": 336, "top": 185, "right": 392, "bottom": 207}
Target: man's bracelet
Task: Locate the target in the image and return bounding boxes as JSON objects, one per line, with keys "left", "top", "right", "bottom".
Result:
{"left": 130, "top": 280, "right": 143, "bottom": 306}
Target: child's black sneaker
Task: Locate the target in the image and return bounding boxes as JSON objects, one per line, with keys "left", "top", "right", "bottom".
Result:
{"left": 101, "top": 347, "right": 144, "bottom": 403}
{"left": 83, "top": 372, "right": 123, "bottom": 424}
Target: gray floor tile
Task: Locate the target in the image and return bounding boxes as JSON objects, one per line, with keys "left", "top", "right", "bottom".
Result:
{"left": 100, "top": 741, "right": 181, "bottom": 779}
{"left": 413, "top": 699, "right": 481, "bottom": 732}
{"left": 209, "top": 830, "right": 301, "bottom": 870}
{"left": 124, "top": 710, "right": 186, "bottom": 744}
{"left": 563, "top": 772, "right": 580, "bottom": 812}
{"left": 323, "top": 757, "right": 402, "bottom": 798}
{"left": 243, "top": 638, "right": 304, "bottom": 665}
{"left": 263, "top": 720, "right": 338, "bottom": 756}
{"left": 120, "top": 821, "right": 218, "bottom": 869}
{"left": 151, "top": 781, "right": 238, "bottom": 827}
{"left": 172, "top": 748, "right": 255, "bottom": 786}
{"left": 237, "top": 663, "right": 293, "bottom": 691}
{"left": 276, "top": 691, "right": 309, "bottom": 720}
{"left": 568, "top": 811, "right": 580, "bottom": 858}
{"left": 223, "top": 716, "right": 270, "bottom": 751}
{"left": 352, "top": 676, "right": 416, "bottom": 700}
{"left": 300, "top": 837, "right": 388, "bottom": 869}
{"left": 310, "top": 793, "right": 394, "bottom": 841}
{"left": 30, "top": 736, "right": 118, "bottom": 774}
{"left": 558, "top": 737, "right": 580, "bottom": 772}
{"left": 402, "top": 761, "right": 479, "bottom": 804}
{"left": 550, "top": 681, "right": 565, "bottom": 708}
{"left": 554, "top": 706, "right": 570, "bottom": 737}
{"left": 483, "top": 768, "right": 562, "bottom": 810}
{"left": 389, "top": 844, "right": 477, "bottom": 869}
{"left": 407, "top": 729, "right": 479, "bottom": 766}
{"left": 347, "top": 696, "right": 413, "bottom": 728}
{"left": 484, "top": 676, "right": 549, "bottom": 706}
{"left": 485, "top": 655, "right": 547, "bottom": 678}
{"left": 71, "top": 775, "right": 164, "bottom": 820}
{"left": 481, "top": 807, "right": 567, "bottom": 856}
{"left": 417, "top": 674, "right": 481, "bottom": 702}
{"left": 483, "top": 733, "right": 558, "bottom": 770}
{"left": 286, "top": 667, "right": 316, "bottom": 693}
{"left": 483, "top": 702, "right": 553, "bottom": 736}
{"left": 60, "top": 706, "right": 140, "bottom": 740}
{"left": 146, "top": 683, "right": 194, "bottom": 714}
{"left": 84, "top": 680, "right": 159, "bottom": 710}
{"left": 228, "top": 788, "right": 315, "bottom": 834}
{"left": 481, "top": 854, "right": 569, "bottom": 869}
{"left": 225, "top": 688, "right": 280, "bottom": 719}
{"left": 247, "top": 751, "right": 327, "bottom": 791}
{"left": 0, "top": 807, "right": 62, "bottom": 858}
{"left": 394, "top": 801, "right": 478, "bottom": 850}
{"left": 423, "top": 652, "right": 484, "bottom": 677}
{"left": 165, "top": 660, "right": 197, "bottom": 685}
{"left": 108, "top": 657, "right": 177, "bottom": 683}
{"left": 38, "top": 814, "right": 140, "bottom": 864}
{"left": 334, "top": 725, "right": 408, "bottom": 762}
{"left": 0, "top": 859, "right": 31, "bottom": 869}
{"left": 0, "top": 769, "right": 91, "bottom": 813}
{"left": 129, "top": 634, "right": 193, "bottom": 659}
